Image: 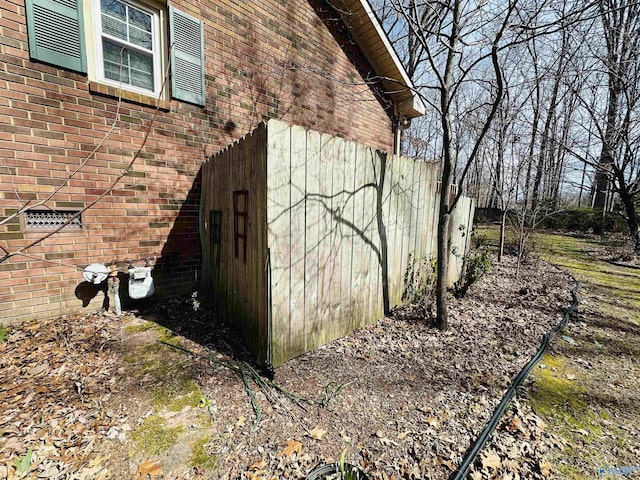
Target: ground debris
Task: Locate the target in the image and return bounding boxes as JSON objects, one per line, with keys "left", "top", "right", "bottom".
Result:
{"left": 0, "top": 313, "right": 127, "bottom": 479}
{"left": 0, "top": 256, "right": 572, "bottom": 479}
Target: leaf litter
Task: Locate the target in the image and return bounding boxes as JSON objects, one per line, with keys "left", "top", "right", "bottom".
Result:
{"left": 0, "top": 256, "right": 572, "bottom": 479}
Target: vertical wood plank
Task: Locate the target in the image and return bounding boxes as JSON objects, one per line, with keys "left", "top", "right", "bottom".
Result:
{"left": 343, "top": 140, "right": 357, "bottom": 329}
{"left": 315, "top": 133, "right": 333, "bottom": 347}
{"left": 387, "top": 154, "right": 402, "bottom": 306}
{"left": 352, "top": 142, "right": 368, "bottom": 328}
{"left": 304, "top": 129, "right": 321, "bottom": 353}
{"left": 289, "top": 124, "right": 307, "bottom": 358}
{"left": 266, "top": 120, "right": 292, "bottom": 366}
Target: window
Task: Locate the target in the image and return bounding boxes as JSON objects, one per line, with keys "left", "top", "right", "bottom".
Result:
{"left": 95, "top": 0, "right": 161, "bottom": 96}
{"left": 25, "top": 0, "right": 206, "bottom": 105}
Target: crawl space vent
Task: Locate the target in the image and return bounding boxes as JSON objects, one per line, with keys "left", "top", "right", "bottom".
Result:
{"left": 25, "top": 210, "right": 82, "bottom": 230}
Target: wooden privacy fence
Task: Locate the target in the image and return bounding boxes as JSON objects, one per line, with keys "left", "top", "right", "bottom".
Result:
{"left": 200, "top": 120, "right": 475, "bottom": 368}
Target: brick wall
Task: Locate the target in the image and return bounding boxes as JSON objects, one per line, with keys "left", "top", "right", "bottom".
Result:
{"left": 0, "top": 0, "right": 395, "bottom": 323}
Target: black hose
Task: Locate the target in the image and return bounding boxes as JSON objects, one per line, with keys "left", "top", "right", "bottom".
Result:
{"left": 450, "top": 279, "right": 581, "bottom": 480}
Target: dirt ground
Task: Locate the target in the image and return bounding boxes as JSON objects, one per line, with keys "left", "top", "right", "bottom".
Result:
{"left": 1, "top": 254, "right": 581, "bottom": 479}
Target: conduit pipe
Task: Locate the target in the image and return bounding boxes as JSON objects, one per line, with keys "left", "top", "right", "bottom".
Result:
{"left": 450, "top": 279, "right": 581, "bottom": 480}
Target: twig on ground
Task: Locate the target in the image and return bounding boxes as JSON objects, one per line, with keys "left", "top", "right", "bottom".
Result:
{"left": 158, "top": 340, "right": 311, "bottom": 430}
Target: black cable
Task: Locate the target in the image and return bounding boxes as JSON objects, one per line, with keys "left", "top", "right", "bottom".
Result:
{"left": 450, "top": 279, "right": 581, "bottom": 480}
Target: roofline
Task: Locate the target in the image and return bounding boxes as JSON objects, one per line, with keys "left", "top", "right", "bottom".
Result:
{"left": 335, "top": 0, "right": 426, "bottom": 119}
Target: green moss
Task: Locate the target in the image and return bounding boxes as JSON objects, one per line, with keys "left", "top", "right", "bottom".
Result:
{"left": 530, "top": 354, "right": 600, "bottom": 442}
{"left": 557, "top": 461, "right": 587, "bottom": 480}
{"left": 152, "top": 380, "right": 203, "bottom": 412}
{"left": 157, "top": 328, "right": 184, "bottom": 348}
{"left": 190, "top": 436, "right": 218, "bottom": 470}
{"left": 131, "top": 415, "right": 185, "bottom": 455}
{"left": 0, "top": 324, "right": 9, "bottom": 343}
{"left": 196, "top": 412, "right": 212, "bottom": 428}
{"left": 125, "top": 321, "right": 157, "bottom": 333}
{"left": 124, "top": 320, "right": 185, "bottom": 348}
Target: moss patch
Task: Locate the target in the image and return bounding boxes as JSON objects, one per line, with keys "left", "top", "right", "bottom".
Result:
{"left": 131, "top": 415, "right": 185, "bottom": 455}
{"left": 124, "top": 321, "right": 156, "bottom": 333}
{"left": 0, "top": 324, "right": 9, "bottom": 343}
{"left": 152, "top": 380, "right": 203, "bottom": 412}
{"left": 157, "top": 328, "right": 184, "bottom": 348}
{"left": 190, "top": 436, "right": 218, "bottom": 470}
{"left": 530, "top": 354, "right": 601, "bottom": 440}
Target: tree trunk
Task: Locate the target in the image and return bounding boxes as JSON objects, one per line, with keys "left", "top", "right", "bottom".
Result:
{"left": 434, "top": 0, "right": 461, "bottom": 331}
{"left": 616, "top": 170, "right": 640, "bottom": 252}
{"left": 593, "top": 83, "right": 620, "bottom": 212}
{"left": 436, "top": 200, "right": 451, "bottom": 330}
{"left": 436, "top": 110, "right": 454, "bottom": 330}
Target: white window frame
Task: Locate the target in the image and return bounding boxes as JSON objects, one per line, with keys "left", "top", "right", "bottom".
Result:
{"left": 91, "top": 0, "right": 163, "bottom": 98}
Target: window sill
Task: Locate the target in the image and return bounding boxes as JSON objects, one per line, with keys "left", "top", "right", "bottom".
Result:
{"left": 89, "top": 81, "right": 171, "bottom": 111}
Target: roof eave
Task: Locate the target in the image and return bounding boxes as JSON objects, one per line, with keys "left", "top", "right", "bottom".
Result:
{"left": 335, "top": 0, "right": 426, "bottom": 119}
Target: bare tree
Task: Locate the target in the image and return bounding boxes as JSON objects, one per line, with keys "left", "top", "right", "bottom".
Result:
{"left": 590, "top": 0, "right": 640, "bottom": 247}
{"left": 380, "top": 0, "right": 524, "bottom": 329}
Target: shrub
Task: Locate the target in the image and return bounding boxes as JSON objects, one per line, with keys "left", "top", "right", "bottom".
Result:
{"left": 402, "top": 253, "right": 436, "bottom": 314}
{"left": 538, "top": 208, "right": 618, "bottom": 233}
{"left": 454, "top": 246, "right": 492, "bottom": 298}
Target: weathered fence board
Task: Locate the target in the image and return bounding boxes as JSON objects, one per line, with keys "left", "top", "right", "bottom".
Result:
{"left": 201, "top": 120, "right": 475, "bottom": 367}
{"left": 199, "top": 123, "right": 268, "bottom": 366}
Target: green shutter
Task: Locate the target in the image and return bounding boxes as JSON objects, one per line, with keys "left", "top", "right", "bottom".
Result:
{"left": 25, "top": 0, "right": 87, "bottom": 73}
{"left": 169, "top": 6, "right": 205, "bottom": 106}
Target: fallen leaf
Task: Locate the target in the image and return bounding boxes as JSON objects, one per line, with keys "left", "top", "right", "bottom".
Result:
{"left": 308, "top": 426, "right": 327, "bottom": 440}
{"left": 249, "top": 458, "right": 267, "bottom": 471}
{"left": 277, "top": 440, "right": 302, "bottom": 458}
{"left": 133, "top": 460, "right": 163, "bottom": 480}
{"left": 481, "top": 452, "right": 502, "bottom": 471}
{"left": 434, "top": 457, "right": 456, "bottom": 471}
{"left": 425, "top": 416, "right": 440, "bottom": 427}
{"left": 506, "top": 416, "right": 525, "bottom": 434}
{"left": 236, "top": 416, "right": 246, "bottom": 427}
{"left": 469, "top": 470, "right": 482, "bottom": 480}
{"left": 89, "top": 455, "right": 109, "bottom": 467}
{"left": 539, "top": 458, "right": 552, "bottom": 478}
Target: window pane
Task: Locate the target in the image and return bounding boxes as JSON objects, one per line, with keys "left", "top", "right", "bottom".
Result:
{"left": 103, "top": 39, "right": 130, "bottom": 83}
{"left": 129, "top": 49, "right": 154, "bottom": 90}
{"left": 104, "top": 61, "right": 130, "bottom": 84}
{"left": 129, "top": 25, "right": 152, "bottom": 49}
{"left": 103, "top": 39, "right": 126, "bottom": 66}
{"left": 131, "top": 69, "right": 154, "bottom": 90}
{"left": 100, "top": 0, "right": 125, "bottom": 21}
{"left": 128, "top": 7, "right": 152, "bottom": 49}
{"left": 128, "top": 7, "right": 151, "bottom": 32}
{"left": 102, "top": 14, "right": 127, "bottom": 40}
{"left": 102, "top": 39, "right": 154, "bottom": 91}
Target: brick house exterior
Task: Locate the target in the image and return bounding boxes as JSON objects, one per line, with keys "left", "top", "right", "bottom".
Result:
{"left": 0, "top": 0, "right": 423, "bottom": 323}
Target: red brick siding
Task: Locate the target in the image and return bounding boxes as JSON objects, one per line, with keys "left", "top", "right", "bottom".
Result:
{"left": 0, "top": 0, "right": 395, "bottom": 323}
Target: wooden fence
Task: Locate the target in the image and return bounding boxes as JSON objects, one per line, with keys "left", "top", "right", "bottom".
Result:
{"left": 201, "top": 120, "right": 475, "bottom": 367}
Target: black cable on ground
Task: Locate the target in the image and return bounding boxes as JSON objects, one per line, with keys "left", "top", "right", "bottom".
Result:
{"left": 450, "top": 279, "right": 581, "bottom": 480}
